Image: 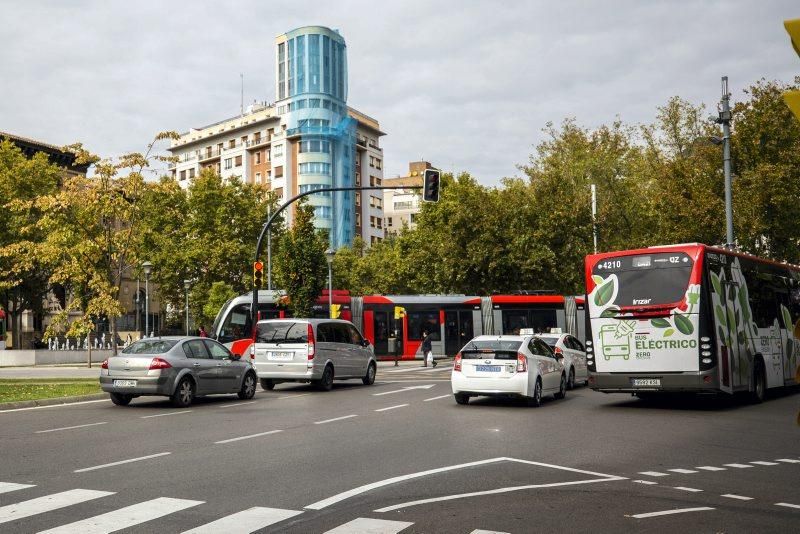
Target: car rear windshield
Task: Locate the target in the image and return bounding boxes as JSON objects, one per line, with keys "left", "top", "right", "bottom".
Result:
{"left": 121, "top": 340, "right": 178, "bottom": 354}
{"left": 538, "top": 337, "right": 558, "bottom": 347}
{"left": 461, "top": 339, "right": 521, "bottom": 359}
{"left": 256, "top": 322, "right": 308, "bottom": 344}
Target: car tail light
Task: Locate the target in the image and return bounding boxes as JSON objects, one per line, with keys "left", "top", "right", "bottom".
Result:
{"left": 249, "top": 343, "right": 255, "bottom": 360}
{"left": 453, "top": 353, "right": 462, "bottom": 372}
{"left": 517, "top": 353, "right": 527, "bottom": 372}
{"left": 307, "top": 323, "right": 315, "bottom": 359}
{"left": 553, "top": 346, "right": 563, "bottom": 355}
{"left": 149, "top": 357, "right": 172, "bottom": 370}
{"left": 101, "top": 359, "right": 108, "bottom": 370}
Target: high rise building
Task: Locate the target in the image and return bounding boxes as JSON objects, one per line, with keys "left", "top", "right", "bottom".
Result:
{"left": 168, "top": 26, "right": 385, "bottom": 248}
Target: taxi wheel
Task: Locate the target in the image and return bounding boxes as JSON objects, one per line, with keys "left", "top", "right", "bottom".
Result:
{"left": 238, "top": 372, "right": 256, "bottom": 399}
{"left": 454, "top": 393, "right": 469, "bottom": 405}
{"left": 260, "top": 378, "right": 275, "bottom": 391}
{"left": 171, "top": 376, "right": 195, "bottom": 407}
{"left": 554, "top": 373, "right": 567, "bottom": 400}
{"left": 527, "top": 379, "right": 543, "bottom": 407}
{"left": 110, "top": 393, "right": 132, "bottom": 406}
{"left": 567, "top": 368, "right": 575, "bottom": 390}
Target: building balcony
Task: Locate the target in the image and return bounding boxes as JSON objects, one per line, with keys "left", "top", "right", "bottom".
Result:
{"left": 286, "top": 125, "right": 339, "bottom": 138}
{"left": 246, "top": 136, "right": 270, "bottom": 149}
{"left": 199, "top": 148, "right": 221, "bottom": 162}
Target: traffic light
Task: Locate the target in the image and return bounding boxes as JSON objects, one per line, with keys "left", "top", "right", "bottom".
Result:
{"left": 422, "top": 168, "right": 440, "bottom": 202}
{"left": 783, "top": 19, "right": 800, "bottom": 121}
{"left": 330, "top": 304, "right": 341, "bottom": 319}
{"left": 253, "top": 261, "right": 264, "bottom": 289}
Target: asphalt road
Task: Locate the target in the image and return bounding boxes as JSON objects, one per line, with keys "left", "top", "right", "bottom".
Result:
{"left": 0, "top": 363, "right": 798, "bottom": 533}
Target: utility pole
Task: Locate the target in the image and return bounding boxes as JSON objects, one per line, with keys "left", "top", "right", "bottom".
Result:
{"left": 719, "top": 76, "right": 734, "bottom": 247}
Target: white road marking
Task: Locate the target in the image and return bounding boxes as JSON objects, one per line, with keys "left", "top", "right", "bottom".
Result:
{"left": 633, "top": 480, "right": 658, "bottom": 485}
{"left": 308, "top": 456, "right": 625, "bottom": 511}
{"left": 383, "top": 366, "right": 434, "bottom": 373}
{"left": 0, "top": 489, "right": 114, "bottom": 525}
{"left": 40, "top": 496, "right": 203, "bottom": 533}
{"left": 141, "top": 410, "right": 192, "bottom": 419}
{"left": 375, "top": 478, "right": 625, "bottom": 513}
{"left": 314, "top": 414, "right": 358, "bottom": 425}
{"left": 673, "top": 487, "right": 703, "bottom": 492}
{"left": 372, "top": 385, "right": 435, "bottom": 396}
{"left": 74, "top": 452, "right": 171, "bottom": 473}
{"left": 630, "top": 507, "right": 714, "bottom": 519}
{"left": 423, "top": 395, "right": 451, "bottom": 402}
{"left": 375, "top": 404, "right": 409, "bottom": 412}
{"left": 418, "top": 366, "right": 452, "bottom": 373}
{"left": 214, "top": 430, "right": 283, "bottom": 444}
{"left": 695, "top": 466, "right": 726, "bottom": 471}
{"left": 638, "top": 471, "right": 668, "bottom": 477}
{"left": 324, "top": 517, "right": 413, "bottom": 533}
{"left": 471, "top": 530, "right": 511, "bottom": 534}
{"left": 723, "top": 463, "right": 753, "bottom": 469}
{"left": 668, "top": 468, "right": 698, "bottom": 474}
{"left": 276, "top": 393, "right": 312, "bottom": 400}
{"left": 0, "top": 482, "right": 35, "bottom": 494}
{"left": 775, "top": 502, "right": 800, "bottom": 509}
{"left": 721, "top": 494, "right": 753, "bottom": 501}
{"left": 750, "top": 461, "right": 779, "bottom": 466}
{"left": 0, "top": 399, "right": 109, "bottom": 414}
{"left": 776, "top": 458, "right": 800, "bottom": 463}
{"left": 181, "top": 506, "right": 303, "bottom": 533}
{"left": 216, "top": 401, "right": 256, "bottom": 409}
{"left": 35, "top": 422, "right": 108, "bottom": 434}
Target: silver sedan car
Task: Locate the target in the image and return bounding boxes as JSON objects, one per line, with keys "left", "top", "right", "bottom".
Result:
{"left": 100, "top": 337, "right": 257, "bottom": 407}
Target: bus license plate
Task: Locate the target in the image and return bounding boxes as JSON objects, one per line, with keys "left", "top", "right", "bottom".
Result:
{"left": 113, "top": 380, "right": 137, "bottom": 387}
{"left": 476, "top": 365, "right": 501, "bottom": 372}
{"left": 632, "top": 378, "right": 661, "bottom": 387}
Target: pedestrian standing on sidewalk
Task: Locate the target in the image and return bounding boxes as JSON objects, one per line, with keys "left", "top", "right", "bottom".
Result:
{"left": 421, "top": 330, "right": 436, "bottom": 367}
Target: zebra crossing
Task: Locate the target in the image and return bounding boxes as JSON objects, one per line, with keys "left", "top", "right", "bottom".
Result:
{"left": 0, "top": 480, "right": 509, "bottom": 533}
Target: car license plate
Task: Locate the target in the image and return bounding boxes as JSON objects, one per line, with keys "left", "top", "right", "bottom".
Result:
{"left": 631, "top": 378, "right": 661, "bottom": 387}
{"left": 476, "top": 365, "right": 501, "bottom": 372}
{"left": 268, "top": 351, "right": 293, "bottom": 361}
{"left": 113, "top": 380, "right": 137, "bottom": 387}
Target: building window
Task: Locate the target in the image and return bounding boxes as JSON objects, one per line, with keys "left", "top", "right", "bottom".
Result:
{"left": 255, "top": 152, "right": 261, "bottom": 164}
{"left": 189, "top": 168, "right": 195, "bottom": 178}
{"left": 299, "top": 184, "right": 331, "bottom": 197}
{"left": 356, "top": 213, "right": 361, "bottom": 226}
{"left": 369, "top": 216, "right": 376, "bottom": 228}
{"left": 217, "top": 143, "right": 223, "bottom": 153}
{"left": 299, "top": 139, "right": 330, "bottom": 153}
{"left": 235, "top": 155, "right": 242, "bottom": 167}
{"left": 355, "top": 192, "right": 361, "bottom": 206}
{"left": 387, "top": 217, "right": 393, "bottom": 227}
{"left": 376, "top": 218, "right": 382, "bottom": 229}
{"left": 355, "top": 172, "right": 361, "bottom": 186}
{"left": 369, "top": 156, "right": 375, "bottom": 167}
{"left": 224, "top": 158, "right": 233, "bottom": 170}
{"left": 314, "top": 206, "right": 332, "bottom": 219}
{"left": 274, "top": 166, "right": 283, "bottom": 178}
{"left": 256, "top": 172, "right": 262, "bottom": 182}
{"left": 375, "top": 158, "right": 382, "bottom": 170}
{"left": 228, "top": 139, "right": 235, "bottom": 149}
{"left": 309, "top": 98, "right": 320, "bottom": 108}
{"left": 299, "top": 162, "right": 331, "bottom": 174}
{"left": 394, "top": 201, "right": 413, "bottom": 210}
{"left": 273, "top": 144, "right": 284, "bottom": 159}
{"left": 216, "top": 163, "right": 221, "bottom": 173}
{"left": 241, "top": 136, "right": 248, "bottom": 145}
{"left": 254, "top": 132, "right": 261, "bottom": 144}
{"left": 274, "top": 187, "right": 284, "bottom": 199}
{"left": 410, "top": 213, "right": 418, "bottom": 224}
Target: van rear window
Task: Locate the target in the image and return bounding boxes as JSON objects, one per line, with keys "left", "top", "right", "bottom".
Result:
{"left": 256, "top": 322, "right": 308, "bottom": 343}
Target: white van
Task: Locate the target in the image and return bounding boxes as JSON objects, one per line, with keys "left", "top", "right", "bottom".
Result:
{"left": 251, "top": 319, "right": 377, "bottom": 391}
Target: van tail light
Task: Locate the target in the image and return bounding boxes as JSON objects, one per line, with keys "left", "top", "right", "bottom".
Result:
{"left": 307, "top": 324, "right": 315, "bottom": 359}
{"left": 101, "top": 359, "right": 109, "bottom": 370}
{"left": 149, "top": 357, "right": 172, "bottom": 370}
{"left": 517, "top": 353, "right": 527, "bottom": 372}
{"left": 454, "top": 353, "right": 462, "bottom": 372}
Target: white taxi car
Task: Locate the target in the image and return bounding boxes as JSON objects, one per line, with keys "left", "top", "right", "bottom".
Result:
{"left": 451, "top": 335, "right": 566, "bottom": 406}
{"left": 536, "top": 332, "right": 589, "bottom": 389}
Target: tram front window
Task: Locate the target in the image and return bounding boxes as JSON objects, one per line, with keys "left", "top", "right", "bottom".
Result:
{"left": 217, "top": 304, "right": 252, "bottom": 343}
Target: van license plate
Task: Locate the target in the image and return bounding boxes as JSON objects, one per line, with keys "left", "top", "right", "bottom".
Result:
{"left": 113, "top": 380, "right": 137, "bottom": 387}
{"left": 476, "top": 365, "right": 501, "bottom": 372}
{"left": 631, "top": 378, "right": 660, "bottom": 387}
{"left": 268, "top": 352, "right": 293, "bottom": 361}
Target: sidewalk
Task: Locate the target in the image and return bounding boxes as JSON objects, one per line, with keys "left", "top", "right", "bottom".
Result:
{"left": 0, "top": 366, "right": 101, "bottom": 379}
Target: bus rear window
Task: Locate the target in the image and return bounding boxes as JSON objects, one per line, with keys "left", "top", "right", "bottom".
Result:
{"left": 592, "top": 252, "right": 693, "bottom": 306}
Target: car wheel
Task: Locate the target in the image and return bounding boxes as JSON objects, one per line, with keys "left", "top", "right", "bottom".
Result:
{"left": 750, "top": 359, "right": 766, "bottom": 404}
{"left": 238, "top": 372, "right": 257, "bottom": 399}
{"left": 109, "top": 393, "right": 132, "bottom": 406}
{"left": 567, "top": 367, "right": 575, "bottom": 390}
{"left": 554, "top": 373, "right": 567, "bottom": 400}
{"left": 454, "top": 393, "right": 469, "bottom": 405}
{"left": 171, "top": 376, "right": 195, "bottom": 408}
{"left": 260, "top": 378, "right": 275, "bottom": 391}
{"left": 316, "top": 365, "right": 334, "bottom": 391}
{"left": 362, "top": 362, "right": 377, "bottom": 385}
{"left": 527, "top": 379, "right": 543, "bottom": 407}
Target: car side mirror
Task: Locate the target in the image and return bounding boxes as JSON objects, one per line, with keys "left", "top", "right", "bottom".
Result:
{"left": 360, "top": 340, "right": 370, "bottom": 348}
{"left": 231, "top": 354, "right": 241, "bottom": 361}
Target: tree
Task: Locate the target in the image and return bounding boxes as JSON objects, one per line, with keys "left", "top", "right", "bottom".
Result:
{"left": 274, "top": 201, "right": 327, "bottom": 317}
{"left": 202, "top": 281, "right": 237, "bottom": 329}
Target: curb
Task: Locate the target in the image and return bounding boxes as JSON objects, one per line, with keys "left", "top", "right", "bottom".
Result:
{"left": 0, "top": 393, "right": 108, "bottom": 411}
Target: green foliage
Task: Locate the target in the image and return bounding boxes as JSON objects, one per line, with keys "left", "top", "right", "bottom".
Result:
{"left": 203, "top": 281, "right": 237, "bottom": 326}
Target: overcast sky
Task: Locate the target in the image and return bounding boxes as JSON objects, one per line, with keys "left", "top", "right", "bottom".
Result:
{"left": 1, "top": 0, "right": 798, "bottom": 184}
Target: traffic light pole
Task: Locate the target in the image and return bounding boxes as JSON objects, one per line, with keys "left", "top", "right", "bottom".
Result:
{"left": 251, "top": 185, "right": 422, "bottom": 327}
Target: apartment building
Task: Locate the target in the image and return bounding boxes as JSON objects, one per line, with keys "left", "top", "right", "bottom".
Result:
{"left": 382, "top": 161, "right": 432, "bottom": 237}
{"left": 168, "top": 26, "right": 385, "bottom": 248}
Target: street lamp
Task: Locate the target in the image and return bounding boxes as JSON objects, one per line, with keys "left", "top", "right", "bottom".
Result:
{"left": 142, "top": 261, "right": 152, "bottom": 337}
{"left": 325, "top": 248, "right": 335, "bottom": 318}
{"left": 711, "top": 76, "right": 734, "bottom": 247}
{"left": 184, "top": 279, "right": 191, "bottom": 336}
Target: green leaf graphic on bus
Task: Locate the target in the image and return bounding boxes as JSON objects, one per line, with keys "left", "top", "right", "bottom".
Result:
{"left": 650, "top": 318, "right": 670, "bottom": 328}
{"left": 663, "top": 328, "right": 674, "bottom": 337}
{"left": 674, "top": 313, "right": 693, "bottom": 335}
{"left": 594, "top": 279, "right": 615, "bottom": 306}
{"left": 600, "top": 306, "right": 620, "bottom": 318}
{"left": 592, "top": 275, "right": 604, "bottom": 285}
{"left": 711, "top": 271, "right": 722, "bottom": 296}
{"left": 714, "top": 304, "right": 726, "bottom": 326}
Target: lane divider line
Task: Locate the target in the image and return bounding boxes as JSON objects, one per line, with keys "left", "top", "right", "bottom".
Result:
{"left": 276, "top": 393, "right": 313, "bottom": 400}
{"left": 668, "top": 468, "right": 698, "bottom": 474}
{"left": 750, "top": 461, "right": 779, "bottom": 466}
{"left": 776, "top": 502, "right": 800, "bottom": 509}
{"left": 215, "top": 430, "right": 283, "bottom": 444}
{"left": 216, "top": 401, "right": 257, "bottom": 409}
{"left": 633, "top": 480, "right": 658, "bottom": 485}
{"left": 423, "top": 395, "right": 451, "bottom": 402}
{"left": 141, "top": 410, "right": 192, "bottom": 419}
{"left": 723, "top": 463, "right": 753, "bottom": 469}
{"left": 775, "top": 458, "right": 800, "bottom": 463}
{"left": 638, "top": 471, "right": 668, "bottom": 477}
{"left": 721, "top": 494, "right": 753, "bottom": 501}
{"left": 695, "top": 466, "right": 726, "bottom": 471}
{"left": 74, "top": 452, "right": 171, "bottom": 473}
{"left": 375, "top": 404, "right": 409, "bottom": 412}
{"left": 0, "top": 399, "right": 109, "bottom": 414}
{"left": 673, "top": 487, "right": 703, "bottom": 493}
{"left": 35, "top": 422, "right": 108, "bottom": 434}
{"left": 314, "top": 414, "right": 358, "bottom": 425}
{"left": 629, "top": 507, "right": 714, "bottom": 519}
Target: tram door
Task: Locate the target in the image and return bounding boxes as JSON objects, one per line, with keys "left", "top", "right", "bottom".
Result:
{"left": 445, "top": 310, "right": 474, "bottom": 356}
{"left": 372, "top": 311, "right": 390, "bottom": 356}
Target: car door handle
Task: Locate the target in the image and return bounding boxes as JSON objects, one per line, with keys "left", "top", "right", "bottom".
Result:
{"left": 216, "top": 363, "right": 223, "bottom": 367}
{"left": 193, "top": 363, "right": 201, "bottom": 367}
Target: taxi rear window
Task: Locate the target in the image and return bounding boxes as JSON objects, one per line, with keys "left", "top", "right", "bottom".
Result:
{"left": 461, "top": 340, "right": 521, "bottom": 359}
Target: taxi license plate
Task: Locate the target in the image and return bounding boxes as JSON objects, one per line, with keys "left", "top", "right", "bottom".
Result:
{"left": 268, "top": 351, "right": 293, "bottom": 361}
{"left": 113, "top": 380, "right": 137, "bottom": 387}
{"left": 631, "top": 378, "right": 661, "bottom": 387}
{"left": 476, "top": 365, "right": 501, "bottom": 372}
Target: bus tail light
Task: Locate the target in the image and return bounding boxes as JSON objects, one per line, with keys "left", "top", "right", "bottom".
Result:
{"left": 149, "top": 357, "right": 172, "bottom": 370}
{"left": 307, "top": 324, "right": 315, "bottom": 360}
{"left": 517, "top": 353, "right": 527, "bottom": 372}
{"left": 454, "top": 353, "right": 462, "bottom": 372}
